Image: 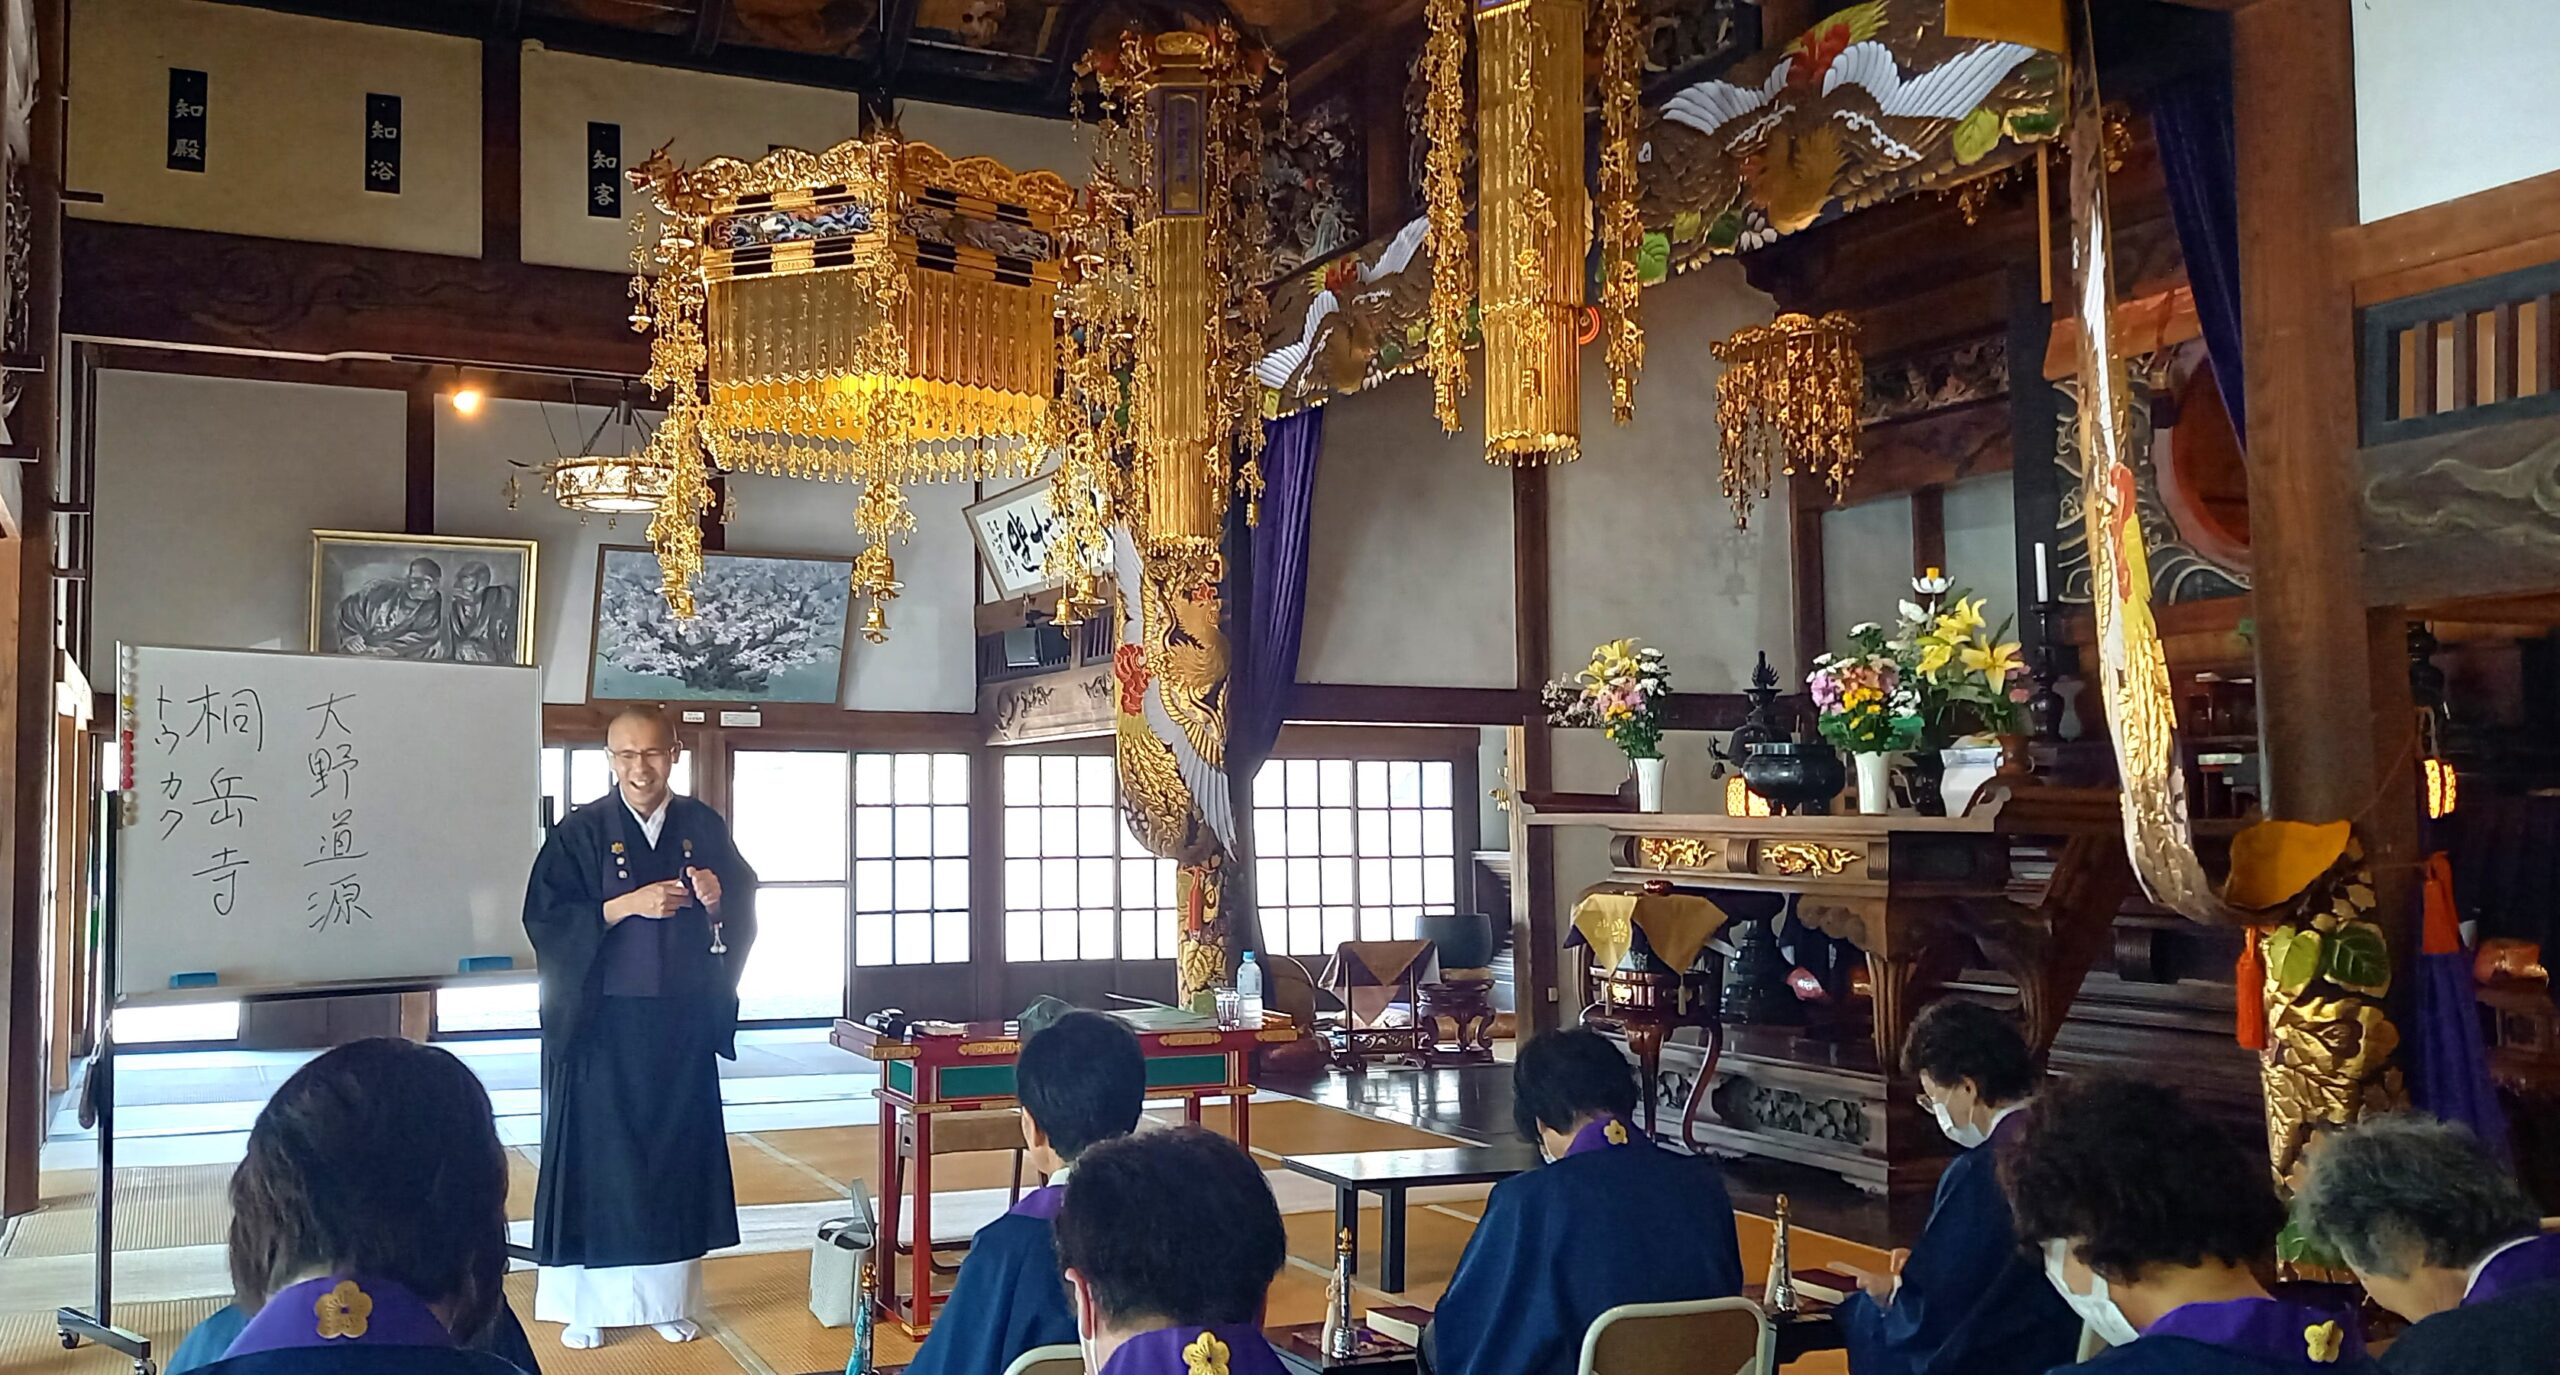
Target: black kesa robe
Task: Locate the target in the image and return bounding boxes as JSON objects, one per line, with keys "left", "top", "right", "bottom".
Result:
{"left": 524, "top": 793, "right": 759, "bottom": 1270}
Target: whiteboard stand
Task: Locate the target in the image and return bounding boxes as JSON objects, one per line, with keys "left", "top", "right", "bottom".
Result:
{"left": 55, "top": 793, "right": 541, "bottom": 1373}
{"left": 57, "top": 800, "right": 152, "bottom": 1375}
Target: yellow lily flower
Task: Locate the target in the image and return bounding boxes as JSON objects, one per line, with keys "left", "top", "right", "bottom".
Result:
{"left": 1960, "top": 639, "right": 2023, "bottom": 680}
{"left": 1916, "top": 641, "right": 1956, "bottom": 675}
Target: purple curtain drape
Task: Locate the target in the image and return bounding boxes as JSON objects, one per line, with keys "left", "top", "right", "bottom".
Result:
{"left": 2150, "top": 69, "right": 2247, "bottom": 446}
{"left": 1233, "top": 409, "right": 1324, "bottom": 770}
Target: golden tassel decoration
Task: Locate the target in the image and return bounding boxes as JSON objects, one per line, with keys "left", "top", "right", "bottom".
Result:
{"left": 1475, "top": 0, "right": 1585, "bottom": 465}
{"left": 1595, "top": 0, "right": 1645, "bottom": 425}
{"left": 1420, "top": 0, "right": 1472, "bottom": 433}
{"left": 1711, "top": 312, "right": 1863, "bottom": 528}
{"left": 1083, "top": 26, "right": 1272, "bottom": 591}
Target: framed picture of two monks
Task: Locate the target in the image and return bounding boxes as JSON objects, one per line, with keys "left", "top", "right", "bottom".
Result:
{"left": 309, "top": 530, "right": 539, "bottom": 666}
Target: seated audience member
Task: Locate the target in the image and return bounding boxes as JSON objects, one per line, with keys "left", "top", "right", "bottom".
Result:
{"left": 2296, "top": 1114, "right": 2560, "bottom": 1374}
{"left": 1833, "top": 1000, "right": 2080, "bottom": 1375}
{"left": 169, "top": 1302, "right": 539, "bottom": 1375}
{"left": 906, "top": 1011, "right": 1149, "bottom": 1375}
{"left": 1424, "top": 1029, "right": 1744, "bottom": 1375}
{"left": 1051, "top": 1126, "right": 1290, "bottom": 1375}
{"left": 195, "top": 1038, "right": 526, "bottom": 1375}
{"left": 2002, "top": 1076, "right": 2378, "bottom": 1374}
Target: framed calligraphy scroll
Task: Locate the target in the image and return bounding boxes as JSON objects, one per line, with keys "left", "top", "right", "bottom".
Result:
{"left": 965, "top": 473, "right": 1107, "bottom": 600}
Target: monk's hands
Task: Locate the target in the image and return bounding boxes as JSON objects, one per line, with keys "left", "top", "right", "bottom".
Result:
{"left": 1834, "top": 1261, "right": 1897, "bottom": 1303}
{"left": 686, "top": 866, "right": 723, "bottom": 913}
{"left": 604, "top": 880, "right": 691, "bottom": 925}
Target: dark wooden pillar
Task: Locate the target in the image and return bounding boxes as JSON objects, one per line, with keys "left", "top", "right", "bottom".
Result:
{"left": 1909, "top": 485, "right": 1945, "bottom": 578}
{"left": 2233, "top": 0, "right": 2374, "bottom": 824}
{"left": 2, "top": 0, "right": 65, "bottom": 1217}
{"left": 1510, "top": 465, "right": 1558, "bottom": 1036}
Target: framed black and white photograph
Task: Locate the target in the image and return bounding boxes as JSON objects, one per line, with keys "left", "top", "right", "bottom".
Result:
{"left": 310, "top": 531, "right": 538, "bottom": 665}
{"left": 966, "top": 473, "right": 1104, "bottom": 600}
{"left": 588, "top": 545, "right": 854, "bottom": 705}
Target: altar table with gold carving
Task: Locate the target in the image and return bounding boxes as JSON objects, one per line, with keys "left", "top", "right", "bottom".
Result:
{"left": 1524, "top": 787, "right": 2130, "bottom": 1197}
{"left": 830, "top": 1011, "right": 1299, "bottom": 1333}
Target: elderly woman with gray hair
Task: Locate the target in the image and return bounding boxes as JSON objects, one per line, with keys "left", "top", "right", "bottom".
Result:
{"left": 2298, "top": 1115, "right": 2560, "bottom": 1373}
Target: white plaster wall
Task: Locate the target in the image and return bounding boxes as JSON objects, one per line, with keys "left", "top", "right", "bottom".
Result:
{"left": 1820, "top": 494, "right": 1913, "bottom": 650}
{"left": 93, "top": 371, "right": 407, "bottom": 657}
{"left": 519, "top": 45, "right": 866, "bottom": 273}
{"left": 1943, "top": 472, "right": 2020, "bottom": 618}
{"left": 723, "top": 475, "right": 978, "bottom": 713}
{"left": 2354, "top": 1, "right": 2560, "bottom": 223}
{"left": 95, "top": 380, "right": 976, "bottom": 713}
{"left": 1296, "top": 384, "right": 1517, "bottom": 689}
{"left": 895, "top": 102, "right": 1088, "bottom": 181}
{"left": 1548, "top": 261, "right": 1788, "bottom": 694}
{"left": 67, "top": 0, "right": 481, "bottom": 256}
{"left": 432, "top": 395, "right": 620, "bottom": 703}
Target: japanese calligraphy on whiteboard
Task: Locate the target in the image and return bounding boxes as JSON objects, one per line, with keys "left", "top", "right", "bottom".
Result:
{"left": 114, "top": 645, "right": 540, "bottom": 1001}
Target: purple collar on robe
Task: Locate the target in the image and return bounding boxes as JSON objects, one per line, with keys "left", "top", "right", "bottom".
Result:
{"left": 2469, "top": 1233, "right": 2560, "bottom": 1305}
{"left": 2142, "top": 1296, "right": 2365, "bottom": 1366}
{"left": 1561, "top": 1116, "right": 1645, "bottom": 1159}
{"left": 227, "top": 1276, "right": 455, "bottom": 1358}
{"left": 1099, "top": 1324, "right": 1287, "bottom": 1375}
{"left": 1010, "top": 1183, "right": 1066, "bottom": 1221}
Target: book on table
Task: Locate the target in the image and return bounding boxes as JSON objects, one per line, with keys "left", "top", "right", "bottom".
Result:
{"left": 1362, "top": 1306, "right": 1430, "bottom": 1346}
{"left": 1786, "top": 1268, "right": 1863, "bottom": 1307}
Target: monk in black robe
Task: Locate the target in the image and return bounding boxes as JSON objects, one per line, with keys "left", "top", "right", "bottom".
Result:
{"left": 523, "top": 704, "right": 757, "bottom": 1351}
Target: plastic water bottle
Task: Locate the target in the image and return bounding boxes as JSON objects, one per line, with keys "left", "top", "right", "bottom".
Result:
{"left": 1237, "top": 951, "right": 1264, "bottom": 1026}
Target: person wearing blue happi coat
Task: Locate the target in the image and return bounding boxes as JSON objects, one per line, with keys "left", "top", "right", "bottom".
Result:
{"left": 2002, "top": 1076, "right": 2380, "bottom": 1375}
{"left": 1424, "top": 1029, "right": 1743, "bottom": 1375}
{"left": 2297, "top": 1114, "right": 2560, "bottom": 1375}
{"left": 1832, "top": 1000, "right": 2079, "bottom": 1375}
{"left": 168, "top": 1300, "right": 541, "bottom": 1375}
{"left": 904, "top": 1011, "right": 1147, "bottom": 1375}
{"left": 1052, "top": 1127, "right": 1291, "bottom": 1375}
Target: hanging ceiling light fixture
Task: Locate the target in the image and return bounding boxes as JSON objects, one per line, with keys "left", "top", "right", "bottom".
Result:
{"left": 504, "top": 385, "right": 674, "bottom": 519}
{"left": 1711, "top": 312, "right": 1865, "bottom": 528}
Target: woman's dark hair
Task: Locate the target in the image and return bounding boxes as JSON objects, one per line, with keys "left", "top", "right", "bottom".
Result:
{"left": 1511, "top": 1028, "right": 1639, "bottom": 1143}
{"left": 1901, "top": 999, "right": 2038, "bottom": 1104}
{"left": 228, "top": 1038, "right": 509, "bottom": 1340}
{"left": 1019, "top": 1011, "right": 1147, "bottom": 1162}
{"left": 1054, "top": 1126, "right": 1285, "bottom": 1328}
{"left": 1999, "top": 1074, "right": 2284, "bottom": 1281}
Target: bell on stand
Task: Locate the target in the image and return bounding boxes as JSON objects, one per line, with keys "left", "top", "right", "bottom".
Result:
{"left": 1322, "top": 1226, "right": 1359, "bottom": 1359}
{"left": 1764, "top": 1194, "right": 1800, "bottom": 1314}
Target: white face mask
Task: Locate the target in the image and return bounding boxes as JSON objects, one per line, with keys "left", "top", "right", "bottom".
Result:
{"left": 1928, "top": 1098, "right": 1987, "bottom": 1149}
{"left": 1069, "top": 1272, "right": 1103, "bottom": 1374}
{"left": 2043, "top": 1240, "right": 2141, "bottom": 1347}
{"left": 1922, "top": 1082, "right": 1988, "bottom": 1149}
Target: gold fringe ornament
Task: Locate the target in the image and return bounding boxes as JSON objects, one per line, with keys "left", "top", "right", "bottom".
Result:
{"left": 1419, "top": 0, "right": 1472, "bottom": 433}
{"left": 1594, "top": 0, "right": 1646, "bottom": 424}
{"left": 1711, "top": 312, "right": 1863, "bottom": 528}
{"left": 1475, "top": 0, "right": 1586, "bottom": 464}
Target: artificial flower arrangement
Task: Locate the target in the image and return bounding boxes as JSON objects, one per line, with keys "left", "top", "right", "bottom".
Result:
{"left": 1892, "top": 582, "right": 2029, "bottom": 742}
{"left": 1806, "top": 622, "right": 1923, "bottom": 754}
{"left": 1542, "top": 638, "right": 1669, "bottom": 760}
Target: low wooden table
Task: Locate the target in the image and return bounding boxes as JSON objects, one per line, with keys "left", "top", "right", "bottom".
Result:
{"left": 1267, "top": 1323, "right": 1417, "bottom": 1375}
{"left": 1281, "top": 1144, "right": 1541, "bottom": 1292}
{"left": 834, "top": 1010, "right": 1299, "bottom": 1334}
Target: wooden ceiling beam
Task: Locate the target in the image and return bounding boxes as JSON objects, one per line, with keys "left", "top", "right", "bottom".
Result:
{"left": 63, "top": 219, "right": 649, "bottom": 378}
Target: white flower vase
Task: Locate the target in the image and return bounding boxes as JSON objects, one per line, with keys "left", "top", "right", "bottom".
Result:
{"left": 1854, "top": 750, "right": 1893, "bottom": 815}
{"left": 1633, "top": 756, "right": 1666, "bottom": 813}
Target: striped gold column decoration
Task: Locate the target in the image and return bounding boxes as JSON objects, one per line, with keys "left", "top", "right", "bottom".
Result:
{"left": 1475, "top": 0, "right": 1586, "bottom": 464}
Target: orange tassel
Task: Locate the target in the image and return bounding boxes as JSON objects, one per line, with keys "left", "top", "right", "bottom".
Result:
{"left": 2234, "top": 926, "right": 2268, "bottom": 1051}
{"left": 2421, "top": 853, "right": 2461, "bottom": 956}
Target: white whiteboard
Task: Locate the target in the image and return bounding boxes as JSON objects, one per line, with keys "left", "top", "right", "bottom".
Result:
{"left": 115, "top": 645, "right": 542, "bottom": 1002}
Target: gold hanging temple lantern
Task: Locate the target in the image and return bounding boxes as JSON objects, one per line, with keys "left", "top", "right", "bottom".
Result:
{"left": 1711, "top": 312, "right": 1864, "bottom": 528}
{"left": 627, "top": 138, "right": 1074, "bottom": 627}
